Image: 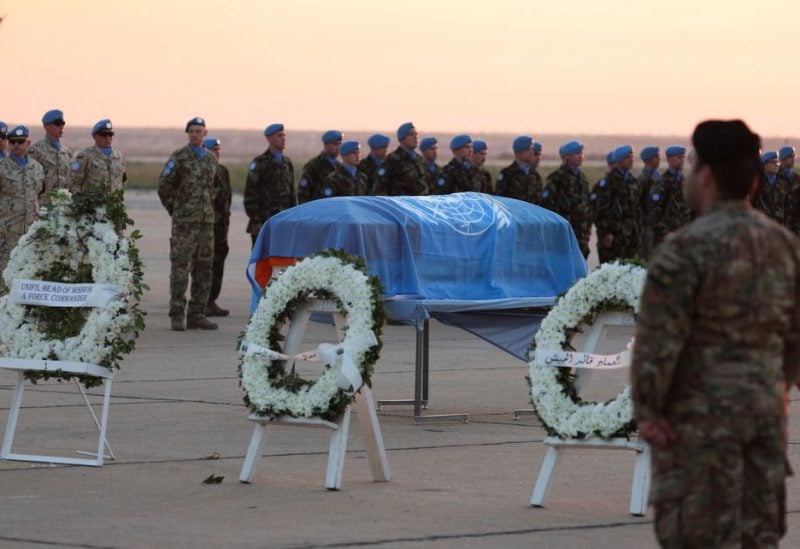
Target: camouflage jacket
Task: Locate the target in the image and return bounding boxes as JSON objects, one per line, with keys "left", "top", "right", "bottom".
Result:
{"left": 357, "top": 155, "right": 382, "bottom": 195}
{"left": 637, "top": 166, "right": 660, "bottom": 216}
{"left": 243, "top": 149, "right": 295, "bottom": 233}
{"left": 540, "top": 165, "right": 593, "bottom": 254}
{"left": 157, "top": 145, "right": 218, "bottom": 224}
{"left": 632, "top": 201, "right": 800, "bottom": 422}
{"left": 69, "top": 146, "right": 126, "bottom": 193}
{"left": 647, "top": 169, "right": 691, "bottom": 244}
{"left": 28, "top": 138, "right": 72, "bottom": 202}
{"left": 298, "top": 153, "right": 339, "bottom": 203}
{"left": 213, "top": 164, "right": 232, "bottom": 233}
{"left": 321, "top": 164, "right": 368, "bottom": 197}
{"left": 424, "top": 161, "right": 446, "bottom": 194}
{"left": 436, "top": 159, "right": 478, "bottom": 195}
{"left": 751, "top": 174, "right": 788, "bottom": 224}
{"left": 371, "top": 146, "right": 428, "bottom": 196}
{"left": 494, "top": 161, "right": 541, "bottom": 204}
{"left": 0, "top": 156, "right": 44, "bottom": 241}
{"left": 781, "top": 169, "right": 800, "bottom": 235}
{"left": 591, "top": 168, "right": 641, "bottom": 239}
{"left": 471, "top": 166, "right": 493, "bottom": 194}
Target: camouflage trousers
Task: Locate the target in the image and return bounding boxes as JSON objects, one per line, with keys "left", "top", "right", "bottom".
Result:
{"left": 209, "top": 226, "right": 229, "bottom": 303}
{"left": 597, "top": 233, "right": 640, "bottom": 264}
{"left": 169, "top": 221, "right": 214, "bottom": 321}
{"left": 651, "top": 413, "right": 787, "bottom": 548}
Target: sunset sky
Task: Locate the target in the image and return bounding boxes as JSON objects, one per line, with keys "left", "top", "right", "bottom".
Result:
{"left": 0, "top": 0, "right": 796, "bottom": 137}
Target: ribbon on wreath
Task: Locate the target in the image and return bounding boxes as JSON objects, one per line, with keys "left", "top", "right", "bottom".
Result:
{"left": 240, "top": 331, "right": 378, "bottom": 393}
{"left": 534, "top": 338, "right": 636, "bottom": 370}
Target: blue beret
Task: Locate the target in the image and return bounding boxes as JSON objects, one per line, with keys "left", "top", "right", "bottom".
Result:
{"left": 264, "top": 123, "right": 284, "bottom": 137}
{"left": 42, "top": 109, "right": 64, "bottom": 125}
{"left": 340, "top": 140, "right": 360, "bottom": 156}
{"left": 512, "top": 135, "right": 534, "bottom": 153}
{"left": 397, "top": 122, "right": 414, "bottom": 140}
{"left": 367, "top": 133, "right": 390, "bottom": 149}
{"left": 533, "top": 141, "right": 543, "bottom": 154}
{"left": 779, "top": 146, "right": 796, "bottom": 160}
{"left": 612, "top": 145, "right": 634, "bottom": 163}
{"left": 9, "top": 125, "right": 29, "bottom": 138}
{"left": 91, "top": 119, "right": 113, "bottom": 135}
{"left": 322, "top": 130, "right": 343, "bottom": 144}
{"left": 473, "top": 140, "right": 488, "bottom": 153}
{"left": 761, "top": 151, "right": 778, "bottom": 164}
{"left": 640, "top": 146, "right": 659, "bottom": 161}
{"left": 419, "top": 137, "right": 438, "bottom": 151}
{"left": 606, "top": 151, "right": 615, "bottom": 165}
{"left": 0, "top": 121, "right": 7, "bottom": 135}
{"left": 450, "top": 134, "right": 472, "bottom": 150}
{"left": 560, "top": 140, "right": 584, "bottom": 157}
{"left": 185, "top": 116, "right": 205, "bottom": 132}
{"left": 203, "top": 137, "right": 221, "bottom": 149}
{"left": 665, "top": 145, "right": 686, "bottom": 157}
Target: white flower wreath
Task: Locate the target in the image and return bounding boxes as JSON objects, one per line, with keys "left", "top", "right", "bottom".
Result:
{"left": 239, "top": 250, "right": 384, "bottom": 421}
{"left": 528, "top": 261, "right": 646, "bottom": 439}
{"left": 0, "top": 190, "right": 141, "bottom": 377}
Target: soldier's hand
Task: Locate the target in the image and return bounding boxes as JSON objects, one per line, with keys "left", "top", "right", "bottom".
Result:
{"left": 601, "top": 233, "right": 614, "bottom": 248}
{"left": 638, "top": 418, "right": 678, "bottom": 449}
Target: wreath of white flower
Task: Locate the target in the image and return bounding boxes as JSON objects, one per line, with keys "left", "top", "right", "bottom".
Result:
{"left": 528, "top": 261, "right": 646, "bottom": 439}
{"left": 0, "top": 190, "right": 138, "bottom": 374}
{"left": 239, "top": 250, "right": 384, "bottom": 422}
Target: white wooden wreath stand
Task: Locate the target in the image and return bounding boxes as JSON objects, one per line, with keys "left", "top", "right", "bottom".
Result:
{"left": 239, "top": 298, "right": 391, "bottom": 490}
{"left": 530, "top": 311, "right": 651, "bottom": 516}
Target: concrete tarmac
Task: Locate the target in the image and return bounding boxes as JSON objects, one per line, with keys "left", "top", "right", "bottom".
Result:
{"left": 1, "top": 191, "right": 799, "bottom": 548}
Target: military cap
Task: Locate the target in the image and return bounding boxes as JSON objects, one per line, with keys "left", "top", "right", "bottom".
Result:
{"left": 42, "top": 109, "right": 64, "bottom": 125}
{"left": 420, "top": 137, "right": 438, "bottom": 151}
{"left": 450, "top": 134, "right": 472, "bottom": 150}
{"left": 91, "top": 119, "right": 114, "bottom": 135}
{"left": 779, "top": 145, "right": 796, "bottom": 160}
{"left": 665, "top": 145, "right": 686, "bottom": 157}
{"left": 760, "top": 151, "right": 778, "bottom": 164}
{"left": 473, "top": 140, "right": 488, "bottom": 153}
{"left": 264, "top": 123, "right": 284, "bottom": 137}
{"left": 0, "top": 121, "right": 7, "bottom": 136}
{"left": 611, "top": 145, "right": 634, "bottom": 163}
{"left": 606, "top": 151, "right": 615, "bottom": 165}
{"left": 640, "top": 146, "right": 659, "bottom": 161}
{"left": 203, "top": 137, "right": 221, "bottom": 149}
{"left": 9, "top": 125, "right": 30, "bottom": 138}
{"left": 185, "top": 116, "right": 205, "bottom": 132}
{"left": 397, "top": 122, "right": 415, "bottom": 140}
{"left": 340, "top": 140, "right": 360, "bottom": 156}
{"left": 561, "top": 140, "right": 584, "bottom": 157}
{"left": 533, "top": 141, "right": 543, "bottom": 154}
{"left": 512, "top": 135, "right": 534, "bottom": 153}
{"left": 692, "top": 120, "right": 760, "bottom": 166}
{"left": 367, "top": 133, "right": 390, "bottom": 149}
{"left": 322, "top": 130, "right": 343, "bottom": 144}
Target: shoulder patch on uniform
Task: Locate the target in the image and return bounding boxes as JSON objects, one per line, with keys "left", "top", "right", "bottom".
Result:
{"left": 497, "top": 172, "right": 504, "bottom": 181}
{"left": 541, "top": 189, "right": 549, "bottom": 198}
{"left": 162, "top": 159, "right": 176, "bottom": 176}
{"left": 437, "top": 178, "right": 445, "bottom": 186}
{"left": 323, "top": 187, "right": 333, "bottom": 197}
{"left": 249, "top": 161, "right": 257, "bottom": 171}
{"left": 299, "top": 178, "right": 308, "bottom": 187}
{"left": 378, "top": 167, "right": 386, "bottom": 176}
{"left": 651, "top": 192, "right": 661, "bottom": 202}
{"left": 70, "top": 159, "right": 81, "bottom": 172}
{"left": 589, "top": 192, "right": 598, "bottom": 201}
{"left": 598, "top": 179, "right": 606, "bottom": 188}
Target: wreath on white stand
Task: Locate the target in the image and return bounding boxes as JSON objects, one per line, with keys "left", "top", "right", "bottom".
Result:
{"left": 239, "top": 250, "right": 384, "bottom": 422}
{"left": 528, "top": 261, "right": 646, "bottom": 439}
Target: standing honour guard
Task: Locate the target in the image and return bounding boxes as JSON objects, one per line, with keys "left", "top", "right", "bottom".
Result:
{"left": 243, "top": 123, "right": 295, "bottom": 245}
{"left": 203, "top": 137, "right": 231, "bottom": 318}
{"left": 637, "top": 146, "right": 660, "bottom": 258}
{"left": 539, "top": 140, "right": 592, "bottom": 258}
{"left": 157, "top": 117, "right": 219, "bottom": 331}
{"left": 648, "top": 145, "right": 690, "bottom": 249}
{"left": 778, "top": 146, "right": 800, "bottom": 234}
{"left": 28, "top": 109, "right": 71, "bottom": 203}
{"left": 357, "top": 133, "right": 390, "bottom": 194}
{"left": 436, "top": 134, "right": 475, "bottom": 195}
{"left": 69, "top": 119, "right": 127, "bottom": 193}
{"left": 751, "top": 151, "right": 786, "bottom": 224}
{"left": 322, "top": 140, "right": 368, "bottom": 197}
{"left": 298, "top": 130, "right": 342, "bottom": 203}
{"left": 495, "top": 136, "right": 541, "bottom": 204}
{"left": 592, "top": 145, "right": 641, "bottom": 263}
{"left": 470, "top": 140, "right": 493, "bottom": 194}
{"left": 371, "top": 122, "right": 427, "bottom": 196}
{"left": 419, "top": 136, "right": 444, "bottom": 193}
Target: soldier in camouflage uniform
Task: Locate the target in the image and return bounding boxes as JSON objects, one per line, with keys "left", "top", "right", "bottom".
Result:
{"left": 0, "top": 126, "right": 44, "bottom": 294}
{"left": 321, "top": 141, "right": 368, "bottom": 197}
{"left": 203, "top": 137, "right": 231, "bottom": 318}
{"left": 637, "top": 146, "right": 660, "bottom": 259}
{"left": 357, "top": 134, "right": 389, "bottom": 195}
{"left": 751, "top": 151, "right": 787, "bottom": 224}
{"left": 778, "top": 146, "right": 800, "bottom": 234}
{"left": 495, "top": 136, "right": 541, "bottom": 204}
{"left": 471, "top": 140, "right": 493, "bottom": 194}
{"left": 243, "top": 123, "right": 295, "bottom": 245}
{"left": 531, "top": 141, "right": 544, "bottom": 195}
{"left": 632, "top": 120, "right": 800, "bottom": 548}
{"left": 0, "top": 122, "right": 8, "bottom": 161}
{"left": 647, "top": 145, "right": 691, "bottom": 249}
{"left": 437, "top": 134, "right": 476, "bottom": 195}
{"left": 591, "top": 145, "right": 641, "bottom": 263}
{"left": 419, "top": 136, "right": 445, "bottom": 193}
{"left": 539, "top": 140, "right": 592, "bottom": 258}
{"left": 69, "top": 119, "right": 127, "bottom": 194}
{"left": 298, "top": 130, "right": 342, "bottom": 203}
{"left": 28, "top": 109, "right": 72, "bottom": 204}
{"left": 371, "top": 122, "right": 427, "bottom": 196}
{"left": 157, "top": 117, "right": 218, "bottom": 331}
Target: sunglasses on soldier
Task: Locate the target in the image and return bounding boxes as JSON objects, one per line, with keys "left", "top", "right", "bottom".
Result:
{"left": 97, "top": 131, "right": 114, "bottom": 137}
{"left": 9, "top": 139, "right": 26, "bottom": 145}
